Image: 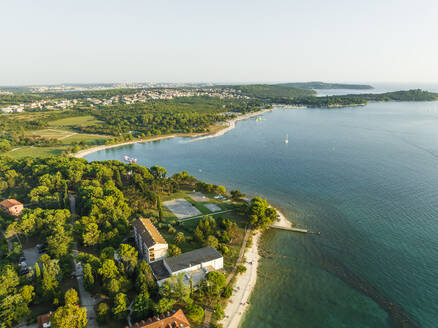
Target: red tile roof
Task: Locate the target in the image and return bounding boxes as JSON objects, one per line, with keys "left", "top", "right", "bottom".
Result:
{"left": 133, "top": 218, "right": 167, "bottom": 248}
{"left": 0, "top": 199, "right": 23, "bottom": 208}
{"left": 37, "top": 312, "right": 51, "bottom": 328}
{"left": 128, "top": 309, "right": 190, "bottom": 328}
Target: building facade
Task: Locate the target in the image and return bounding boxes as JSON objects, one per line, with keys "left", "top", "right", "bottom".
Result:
{"left": 133, "top": 218, "right": 168, "bottom": 264}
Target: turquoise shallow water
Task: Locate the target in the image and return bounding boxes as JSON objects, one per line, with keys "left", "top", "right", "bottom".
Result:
{"left": 86, "top": 100, "right": 438, "bottom": 327}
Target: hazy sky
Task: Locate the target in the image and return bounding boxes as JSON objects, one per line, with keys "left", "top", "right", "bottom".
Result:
{"left": 1, "top": 0, "right": 438, "bottom": 85}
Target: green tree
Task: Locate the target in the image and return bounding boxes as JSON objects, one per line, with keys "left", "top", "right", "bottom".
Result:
{"left": 0, "top": 294, "right": 29, "bottom": 327}
{"left": 204, "top": 271, "right": 226, "bottom": 296}
{"left": 248, "top": 197, "right": 277, "bottom": 229}
{"left": 20, "top": 285, "right": 35, "bottom": 304}
{"left": 153, "top": 297, "right": 175, "bottom": 315}
{"left": 47, "top": 224, "right": 73, "bottom": 258}
{"left": 186, "top": 303, "right": 204, "bottom": 324}
{"left": 175, "top": 232, "right": 185, "bottom": 245}
{"left": 63, "top": 183, "right": 69, "bottom": 209}
{"left": 83, "top": 263, "right": 94, "bottom": 291}
{"left": 230, "top": 190, "right": 244, "bottom": 201}
{"left": 98, "top": 259, "right": 119, "bottom": 280}
{"left": 51, "top": 303, "right": 87, "bottom": 328}
{"left": 82, "top": 223, "right": 100, "bottom": 247}
{"left": 112, "top": 293, "right": 128, "bottom": 319}
{"left": 213, "top": 301, "right": 225, "bottom": 320}
{"left": 132, "top": 293, "right": 152, "bottom": 320}
{"left": 222, "top": 285, "right": 232, "bottom": 298}
{"left": 0, "top": 265, "right": 19, "bottom": 298}
{"left": 157, "top": 196, "right": 164, "bottom": 222}
{"left": 206, "top": 235, "right": 219, "bottom": 248}
{"left": 64, "top": 288, "right": 79, "bottom": 306}
{"left": 168, "top": 244, "right": 181, "bottom": 257}
{"left": 96, "top": 302, "right": 110, "bottom": 323}
{"left": 150, "top": 166, "right": 167, "bottom": 179}
{"left": 119, "top": 244, "right": 138, "bottom": 272}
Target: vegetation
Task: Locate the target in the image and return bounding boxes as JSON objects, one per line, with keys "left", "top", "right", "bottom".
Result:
{"left": 274, "top": 89, "right": 438, "bottom": 108}
{"left": 0, "top": 155, "right": 275, "bottom": 327}
{"left": 217, "top": 84, "right": 315, "bottom": 98}
{"left": 277, "top": 82, "right": 373, "bottom": 90}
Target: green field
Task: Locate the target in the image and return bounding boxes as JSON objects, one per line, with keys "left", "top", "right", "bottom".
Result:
{"left": 5, "top": 146, "right": 68, "bottom": 158}
{"left": 48, "top": 115, "right": 102, "bottom": 127}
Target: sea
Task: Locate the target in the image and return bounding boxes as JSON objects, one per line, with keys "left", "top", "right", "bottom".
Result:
{"left": 85, "top": 83, "right": 438, "bottom": 328}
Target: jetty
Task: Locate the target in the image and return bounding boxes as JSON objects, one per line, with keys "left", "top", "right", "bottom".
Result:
{"left": 271, "top": 225, "right": 308, "bottom": 233}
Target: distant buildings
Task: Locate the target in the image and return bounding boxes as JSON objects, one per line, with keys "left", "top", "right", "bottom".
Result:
{"left": 133, "top": 218, "right": 168, "bottom": 264}
{"left": 0, "top": 199, "right": 24, "bottom": 217}
{"left": 128, "top": 309, "right": 190, "bottom": 328}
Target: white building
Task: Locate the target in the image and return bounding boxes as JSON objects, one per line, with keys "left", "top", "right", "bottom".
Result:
{"left": 151, "top": 246, "right": 224, "bottom": 286}
{"left": 133, "top": 218, "right": 168, "bottom": 264}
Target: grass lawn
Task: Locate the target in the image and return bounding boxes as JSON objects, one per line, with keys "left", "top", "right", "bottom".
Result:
{"left": 5, "top": 146, "right": 69, "bottom": 158}
{"left": 48, "top": 115, "right": 102, "bottom": 127}
{"left": 62, "top": 133, "right": 108, "bottom": 143}
{"left": 26, "top": 128, "right": 73, "bottom": 138}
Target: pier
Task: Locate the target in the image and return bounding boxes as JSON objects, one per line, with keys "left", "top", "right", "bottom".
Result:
{"left": 271, "top": 225, "right": 308, "bottom": 233}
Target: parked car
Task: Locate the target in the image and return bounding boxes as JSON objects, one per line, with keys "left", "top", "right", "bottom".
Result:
{"left": 19, "top": 261, "right": 27, "bottom": 268}
{"left": 36, "top": 243, "right": 47, "bottom": 253}
{"left": 19, "top": 256, "right": 26, "bottom": 263}
{"left": 19, "top": 267, "right": 29, "bottom": 276}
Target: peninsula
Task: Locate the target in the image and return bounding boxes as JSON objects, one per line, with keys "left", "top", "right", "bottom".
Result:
{"left": 1, "top": 83, "right": 437, "bottom": 159}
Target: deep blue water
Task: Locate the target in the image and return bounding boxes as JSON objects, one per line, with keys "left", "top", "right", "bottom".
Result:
{"left": 86, "top": 99, "right": 438, "bottom": 327}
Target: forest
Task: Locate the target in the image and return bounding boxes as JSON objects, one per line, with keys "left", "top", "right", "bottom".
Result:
{"left": 266, "top": 89, "right": 438, "bottom": 107}
{"left": 0, "top": 156, "right": 276, "bottom": 327}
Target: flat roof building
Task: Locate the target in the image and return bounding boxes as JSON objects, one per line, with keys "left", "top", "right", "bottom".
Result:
{"left": 151, "top": 246, "right": 223, "bottom": 286}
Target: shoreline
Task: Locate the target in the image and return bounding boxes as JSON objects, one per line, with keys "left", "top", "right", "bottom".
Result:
{"left": 220, "top": 207, "right": 291, "bottom": 328}
{"left": 187, "top": 108, "right": 272, "bottom": 143}
{"left": 72, "top": 108, "right": 272, "bottom": 158}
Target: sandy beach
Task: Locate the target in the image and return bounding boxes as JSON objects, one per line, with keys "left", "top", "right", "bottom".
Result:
{"left": 220, "top": 207, "right": 291, "bottom": 328}
{"left": 187, "top": 108, "right": 272, "bottom": 143}
{"left": 73, "top": 108, "right": 272, "bottom": 158}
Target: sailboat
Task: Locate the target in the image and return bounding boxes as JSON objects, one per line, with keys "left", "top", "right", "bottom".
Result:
{"left": 285, "top": 134, "right": 289, "bottom": 144}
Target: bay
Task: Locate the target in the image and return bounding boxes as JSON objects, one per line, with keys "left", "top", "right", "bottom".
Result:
{"left": 85, "top": 98, "right": 438, "bottom": 327}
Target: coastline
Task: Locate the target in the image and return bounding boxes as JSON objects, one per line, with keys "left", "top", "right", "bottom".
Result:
{"left": 72, "top": 108, "right": 272, "bottom": 158}
{"left": 220, "top": 208, "right": 291, "bottom": 328}
{"left": 187, "top": 108, "right": 272, "bottom": 143}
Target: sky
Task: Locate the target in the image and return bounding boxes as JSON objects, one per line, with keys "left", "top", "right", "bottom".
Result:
{"left": 1, "top": 0, "right": 438, "bottom": 85}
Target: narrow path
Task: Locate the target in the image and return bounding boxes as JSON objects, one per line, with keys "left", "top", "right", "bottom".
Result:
{"left": 203, "top": 227, "right": 251, "bottom": 328}
{"left": 58, "top": 132, "right": 77, "bottom": 140}
{"left": 69, "top": 193, "right": 98, "bottom": 328}
{"left": 226, "top": 227, "right": 251, "bottom": 284}
{"left": 180, "top": 209, "right": 234, "bottom": 222}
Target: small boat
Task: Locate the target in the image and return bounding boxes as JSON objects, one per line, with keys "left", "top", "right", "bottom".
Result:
{"left": 124, "top": 156, "right": 137, "bottom": 164}
{"left": 285, "top": 134, "right": 289, "bottom": 144}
